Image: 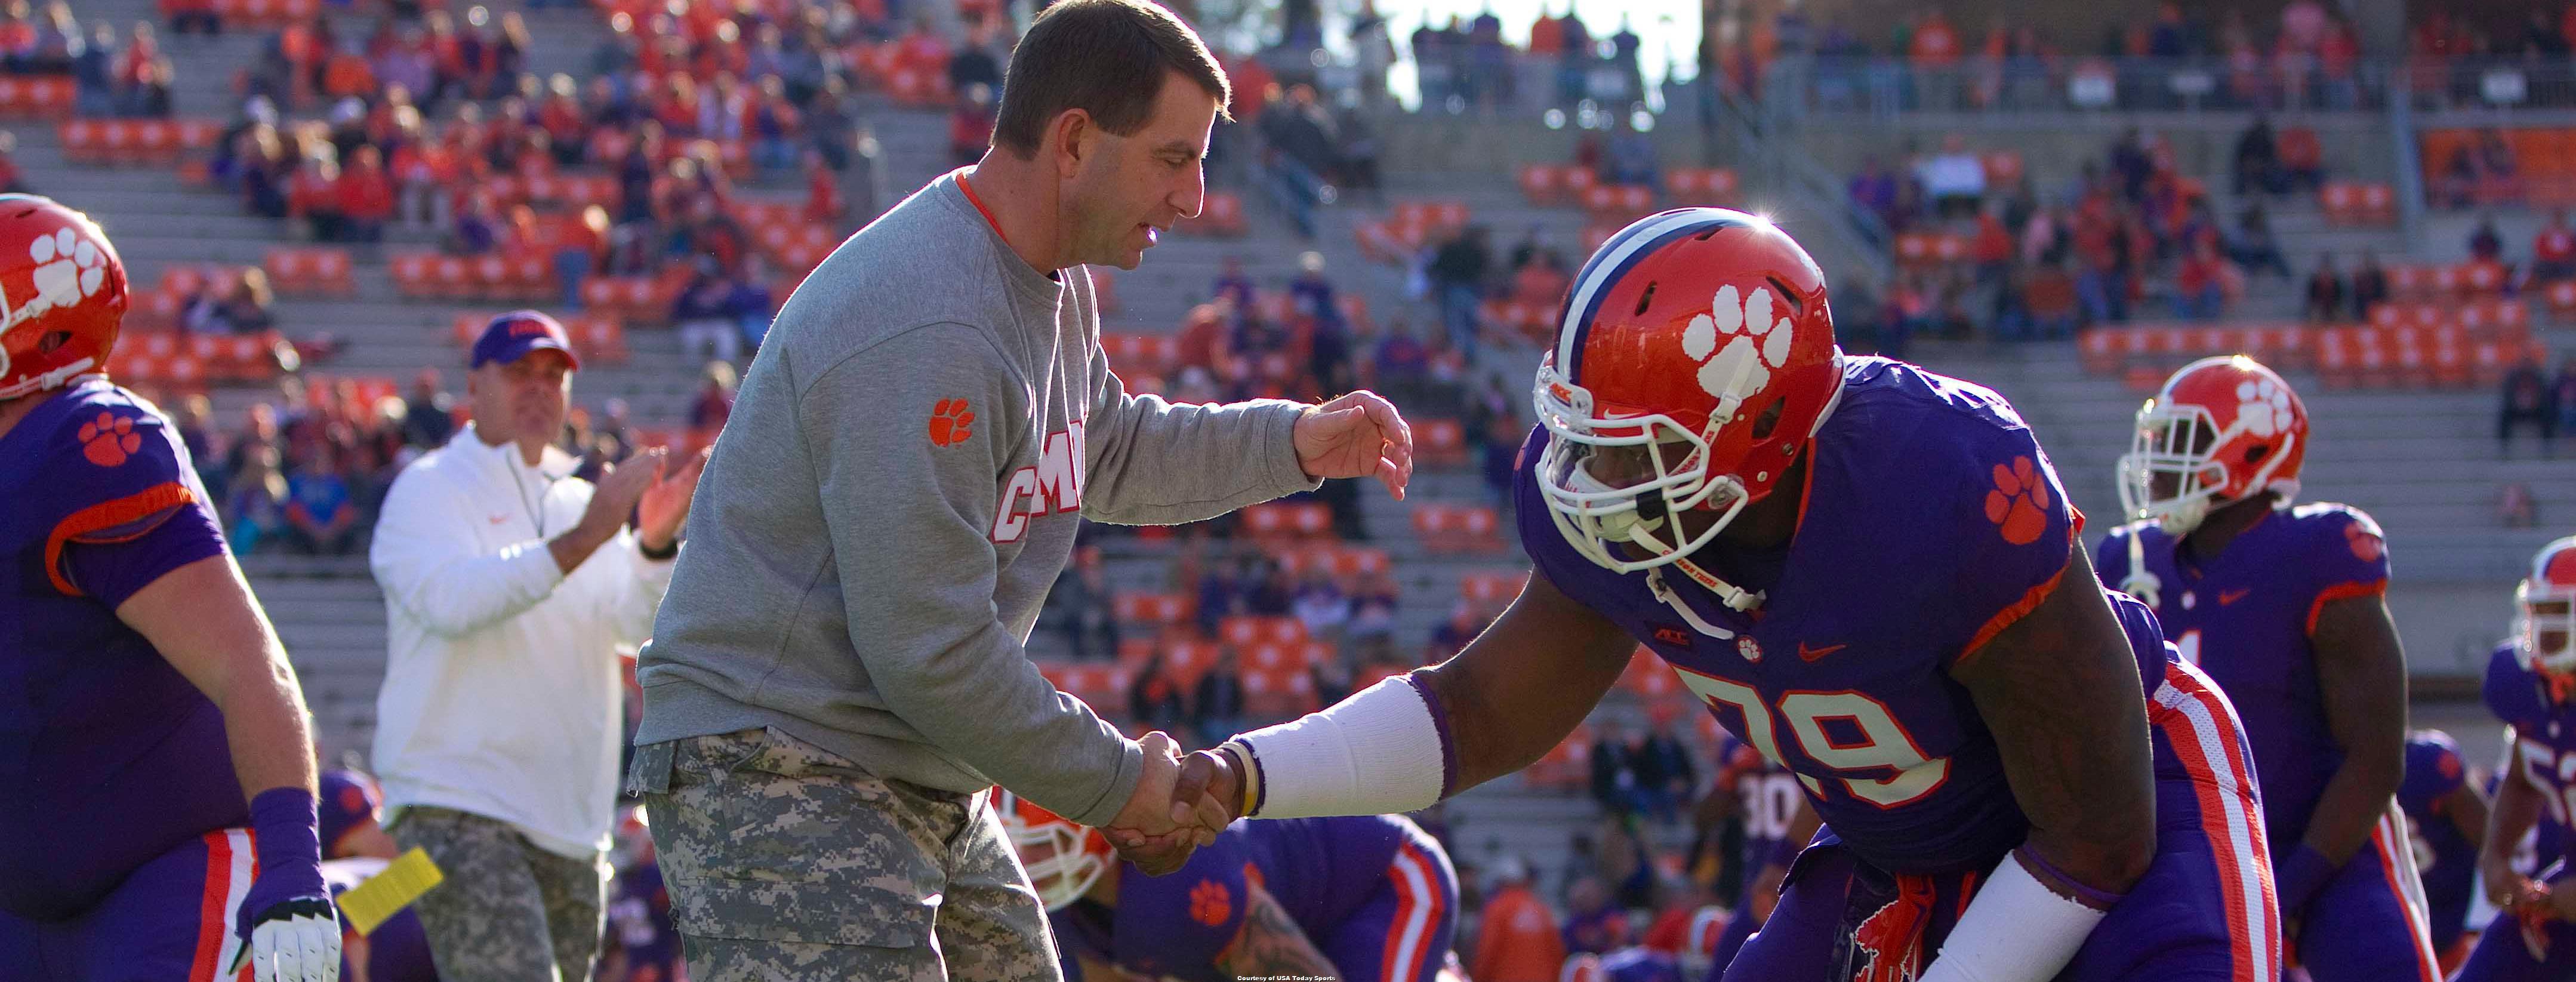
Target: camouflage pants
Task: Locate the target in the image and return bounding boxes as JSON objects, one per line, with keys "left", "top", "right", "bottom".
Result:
{"left": 389, "top": 805, "right": 609, "bottom": 982}
{"left": 627, "top": 727, "right": 1061, "bottom": 982}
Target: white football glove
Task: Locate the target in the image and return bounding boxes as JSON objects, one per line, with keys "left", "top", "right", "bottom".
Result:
{"left": 229, "top": 897, "right": 341, "bottom": 982}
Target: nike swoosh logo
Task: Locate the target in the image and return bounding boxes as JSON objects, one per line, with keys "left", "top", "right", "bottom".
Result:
{"left": 2219, "top": 589, "right": 2251, "bottom": 606}
{"left": 1798, "top": 642, "right": 1846, "bottom": 662}
{"left": 488, "top": 514, "right": 511, "bottom": 525}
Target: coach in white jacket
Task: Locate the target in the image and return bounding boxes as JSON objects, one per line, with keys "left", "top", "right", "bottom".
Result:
{"left": 368, "top": 311, "right": 703, "bottom": 982}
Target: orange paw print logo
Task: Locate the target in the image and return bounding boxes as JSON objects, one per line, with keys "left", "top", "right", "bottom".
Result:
{"left": 78, "top": 411, "right": 141, "bottom": 467}
{"left": 1188, "top": 879, "right": 1232, "bottom": 927}
{"left": 2345, "top": 521, "right": 2384, "bottom": 562}
{"left": 1983, "top": 455, "right": 2052, "bottom": 546}
{"left": 928, "top": 398, "right": 975, "bottom": 447}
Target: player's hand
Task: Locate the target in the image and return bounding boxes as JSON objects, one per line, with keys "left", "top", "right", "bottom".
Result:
{"left": 2485, "top": 851, "right": 2540, "bottom": 910}
{"left": 1104, "top": 732, "right": 1213, "bottom": 875}
{"left": 635, "top": 445, "right": 709, "bottom": 552}
{"left": 1293, "top": 390, "right": 1413, "bottom": 500}
{"left": 230, "top": 895, "right": 341, "bottom": 982}
{"left": 1168, "top": 747, "right": 1244, "bottom": 830}
{"left": 579, "top": 446, "right": 666, "bottom": 538}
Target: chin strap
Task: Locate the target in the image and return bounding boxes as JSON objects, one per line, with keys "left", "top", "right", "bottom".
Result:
{"left": 2119, "top": 530, "right": 2162, "bottom": 609}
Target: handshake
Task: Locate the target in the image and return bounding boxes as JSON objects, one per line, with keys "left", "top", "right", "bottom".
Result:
{"left": 1098, "top": 732, "right": 1256, "bottom": 875}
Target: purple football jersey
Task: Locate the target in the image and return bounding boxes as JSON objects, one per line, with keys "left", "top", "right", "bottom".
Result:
{"left": 1517, "top": 357, "right": 2166, "bottom": 875}
{"left": 1, "top": 378, "right": 242, "bottom": 921}
{"left": 2093, "top": 503, "right": 2390, "bottom": 848}
{"left": 2401, "top": 729, "right": 2476, "bottom": 952}
{"left": 1718, "top": 735, "right": 1802, "bottom": 892}
{"left": 1057, "top": 814, "right": 1447, "bottom": 982}
{"left": 2486, "top": 644, "right": 2576, "bottom": 876}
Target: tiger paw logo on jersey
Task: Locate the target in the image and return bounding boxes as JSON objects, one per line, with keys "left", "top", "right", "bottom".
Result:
{"left": 1188, "top": 879, "right": 1232, "bottom": 927}
{"left": 928, "top": 398, "right": 975, "bottom": 447}
{"left": 78, "top": 411, "right": 140, "bottom": 467}
{"left": 1983, "top": 455, "right": 2052, "bottom": 546}
{"left": 1847, "top": 876, "right": 1933, "bottom": 982}
{"left": 1681, "top": 283, "right": 1795, "bottom": 398}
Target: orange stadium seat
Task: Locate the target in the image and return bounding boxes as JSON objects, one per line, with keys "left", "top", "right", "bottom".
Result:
{"left": 1459, "top": 570, "right": 1528, "bottom": 611}
{"left": 1412, "top": 503, "right": 1502, "bottom": 553}
{"left": 1241, "top": 501, "right": 1332, "bottom": 541}
{"left": 1268, "top": 544, "right": 1388, "bottom": 581}
{"left": 1098, "top": 333, "right": 1178, "bottom": 377}
{"left": 1519, "top": 164, "right": 1578, "bottom": 206}
{"left": 1663, "top": 167, "right": 1739, "bottom": 206}
{"left": 0, "top": 75, "right": 73, "bottom": 118}
{"left": 1416, "top": 418, "right": 1468, "bottom": 468}
{"left": 1180, "top": 192, "right": 1247, "bottom": 237}
{"left": 1981, "top": 150, "right": 2026, "bottom": 187}
{"left": 1219, "top": 616, "right": 1307, "bottom": 649}
{"left": 1243, "top": 663, "right": 1320, "bottom": 717}
{"left": 263, "top": 248, "right": 355, "bottom": 297}
{"left": 1113, "top": 592, "right": 1193, "bottom": 628}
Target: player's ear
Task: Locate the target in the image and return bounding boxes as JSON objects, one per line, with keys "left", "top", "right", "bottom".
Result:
{"left": 1053, "top": 108, "right": 1093, "bottom": 178}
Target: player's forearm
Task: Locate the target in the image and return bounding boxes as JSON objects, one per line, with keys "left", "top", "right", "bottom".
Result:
{"left": 2483, "top": 775, "right": 2546, "bottom": 872}
{"left": 2298, "top": 753, "right": 2403, "bottom": 864}
{"left": 218, "top": 650, "right": 323, "bottom": 799}
{"left": 1416, "top": 573, "right": 1635, "bottom": 792}
{"left": 2451, "top": 783, "right": 2492, "bottom": 850}
{"left": 1217, "top": 884, "right": 1341, "bottom": 979}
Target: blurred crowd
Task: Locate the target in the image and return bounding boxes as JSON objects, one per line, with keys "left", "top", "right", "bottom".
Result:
{"left": 0, "top": 3, "right": 177, "bottom": 118}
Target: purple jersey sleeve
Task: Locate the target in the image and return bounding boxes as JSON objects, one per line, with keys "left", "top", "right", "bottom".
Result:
{"left": 1114, "top": 831, "right": 1252, "bottom": 981}
{"left": 42, "top": 388, "right": 226, "bottom": 608}
{"left": 2291, "top": 504, "right": 2390, "bottom": 636}
{"left": 1916, "top": 396, "right": 2079, "bottom": 668}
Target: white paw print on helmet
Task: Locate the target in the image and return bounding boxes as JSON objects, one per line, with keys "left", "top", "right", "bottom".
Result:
{"left": 29, "top": 226, "right": 106, "bottom": 309}
{"left": 1680, "top": 284, "right": 1795, "bottom": 400}
{"left": 2233, "top": 377, "right": 2294, "bottom": 438}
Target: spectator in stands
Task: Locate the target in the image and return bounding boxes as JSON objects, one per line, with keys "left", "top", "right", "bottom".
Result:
{"left": 2501, "top": 352, "right": 2557, "bottom": 455}
{"left": 2303, "top": 253, "right": 2347, "bottom": 323}
{"left": 1428, "top": 599, "right": 1485, "bottom": 663}
{"left": 947, "top": 20, "right": 1003, "bottom": 96}
{"left": 284, "top": 442, "right": 362, "bottom": 555}
{"left": 673, "top": 259, "right": 742, "bottom": 364}
{"left": 688, "top": 361, "right": 736, "bottom": 433}
{"left": 2173, "top": 239, "right": 2227, "bottom": 320}
{"left": 189, "top": 267, "right": 277, "bottom": 335}
{"left": 1128, "top": 652, "right": 1190, "bottom": 736}
{"left": 2233, "top": 116, "right": 2282, "bottom": 195}
{"left": 1472, "top": 858, "right": 1564, "bottom": 982}
{"left": 401, "top": 369, "right": 454, "bottom": 450}
{"left": 2276, "top": 124, "right": 2325, "bottom": 192}
{"left": 2536, "top": 209, "right": 2576, "bottom": 282}
{"left": 1588, "top": 721, "right": 1640, "bottom": 817}
{"left": 2472, "top": 213, "right": 2506, "bottom": 264}
{"left": 948, "top": 82, "right": 995, "bottom": 167}
{"left": 223, "top": 444, "right": 289, "bottom": 555}
{"left": 1290, "top": 568, "right": 1348, "bottom": 642}
{"left": 335, "top": 145, "right": 395, "bottom": 243}
{"left": 1562, "top": 875, "right": 1629, "bottom": 956}
{"left": 553, "top": 205, "right": 608, "bottom": 312}
{"left": 1847, "top": 155, "right": 1899, "bottom": 230}
{"left": 1345, "top": 568, "right": 1398, "bottom": 656}
{"left": 1044, "top": 545, "right": 1118, "bottom": 661}
{"left": 1631, "top": 717, "right": 1696, "bottom": 826}
{"left": 2351, "top": 248, "right": 2390, "bottom": 315}
{"left": 1915, "top": 135, "right": 1986, "bottom": 219}
{"left": 2556, "top": 353, "right": 2576, "bottom": 438}
{"left": 2227, "top": 202, "right": 2292, "bottom": 279}
{"left": 447, "top": 191, "right": 500, "bottom": 255}
{"left": 1193, "top": 647, "right": 1246, "bottom": 743}
{"left": 1430, "top": 225, "right": 1493, "bottom": 358}
{"left": 1604, "top": 118, "right": 1659, "bottom": 189}
{"left": 1511, "top": 244, "right": 1570, "bottom": 309}
{"left": 2501, "top": 482, "right": 2540, "bottom": 528}
{"left": 1243, "top": 555, "right": 1293, "bottom": 616}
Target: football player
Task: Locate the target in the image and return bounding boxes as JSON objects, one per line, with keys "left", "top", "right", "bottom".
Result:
{"left": 2455, "top": 535, "right": 2576, "bottom": 981}
{"left": 1702, "top": 733, "right": 1818, "bottom": 977}
{"left": 2396, "top": 729, "right": 2486, "bottom": 971}
{"left": 996, "top": 791, "right": 1458, "bottom": 982}
{"left": 2096, "top": 356, "right": 2434, "bottom": 980}
{"left": 0, "top": 195, "right": 340, "bottom": 980}
{"left": 1144, "top": 208, "right": 2281, "bottom": 981}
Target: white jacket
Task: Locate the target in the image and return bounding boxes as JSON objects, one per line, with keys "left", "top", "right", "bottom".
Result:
{"left": 368, "top": 424, "right": 674, "bottom": 858}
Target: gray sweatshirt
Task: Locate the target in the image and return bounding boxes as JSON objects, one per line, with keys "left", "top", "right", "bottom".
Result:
{"left": 633, "top": 173, "right": 1319, "bottom": 827}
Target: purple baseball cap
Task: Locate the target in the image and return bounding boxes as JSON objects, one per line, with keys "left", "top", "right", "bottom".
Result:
{"left": 318, "top": 769, "right": 381, "bottom": 855}
{"left": 470, "top": 309, "right": 583, "bottom": 370}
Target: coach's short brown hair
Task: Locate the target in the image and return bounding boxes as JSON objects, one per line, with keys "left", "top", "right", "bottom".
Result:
{"left": 991, "top": 0, "right": 1231, "bottom": 159}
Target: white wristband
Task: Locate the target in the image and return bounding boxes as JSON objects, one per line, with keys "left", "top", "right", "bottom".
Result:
{"left": 1917, "top": 851, "right": 2110, "bottom": 982}
{"left": 1235, "top": 675, "right": 1449, "bottom": 818}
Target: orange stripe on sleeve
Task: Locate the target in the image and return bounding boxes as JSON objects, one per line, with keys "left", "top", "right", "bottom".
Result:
{"left": 44, "top": 481, "right": 195, "bottom": 596}
{"left": 2304, "top": 579, "right": 2388, "bottom": 636}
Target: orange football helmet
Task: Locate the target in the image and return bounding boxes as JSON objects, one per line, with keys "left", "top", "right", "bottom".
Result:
{"left": 2118, "top": 355, "right": 2308, "bottom": 535}
{"left": 1531, "top": 208, "right": 1842, "bottom": 611}
{"left": 2518, "top": 535, "right": 2576, "bottom": 681}
{"left": 992, "top": 789, "right": 1114, "bottom": 911}
{"left": 0, "top": 195, "right": 128, "bottom": 402}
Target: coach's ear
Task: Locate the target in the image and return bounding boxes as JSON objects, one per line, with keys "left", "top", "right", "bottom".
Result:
{"left": 1051, "top": 107, "right": 1095, "bottom": 178}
